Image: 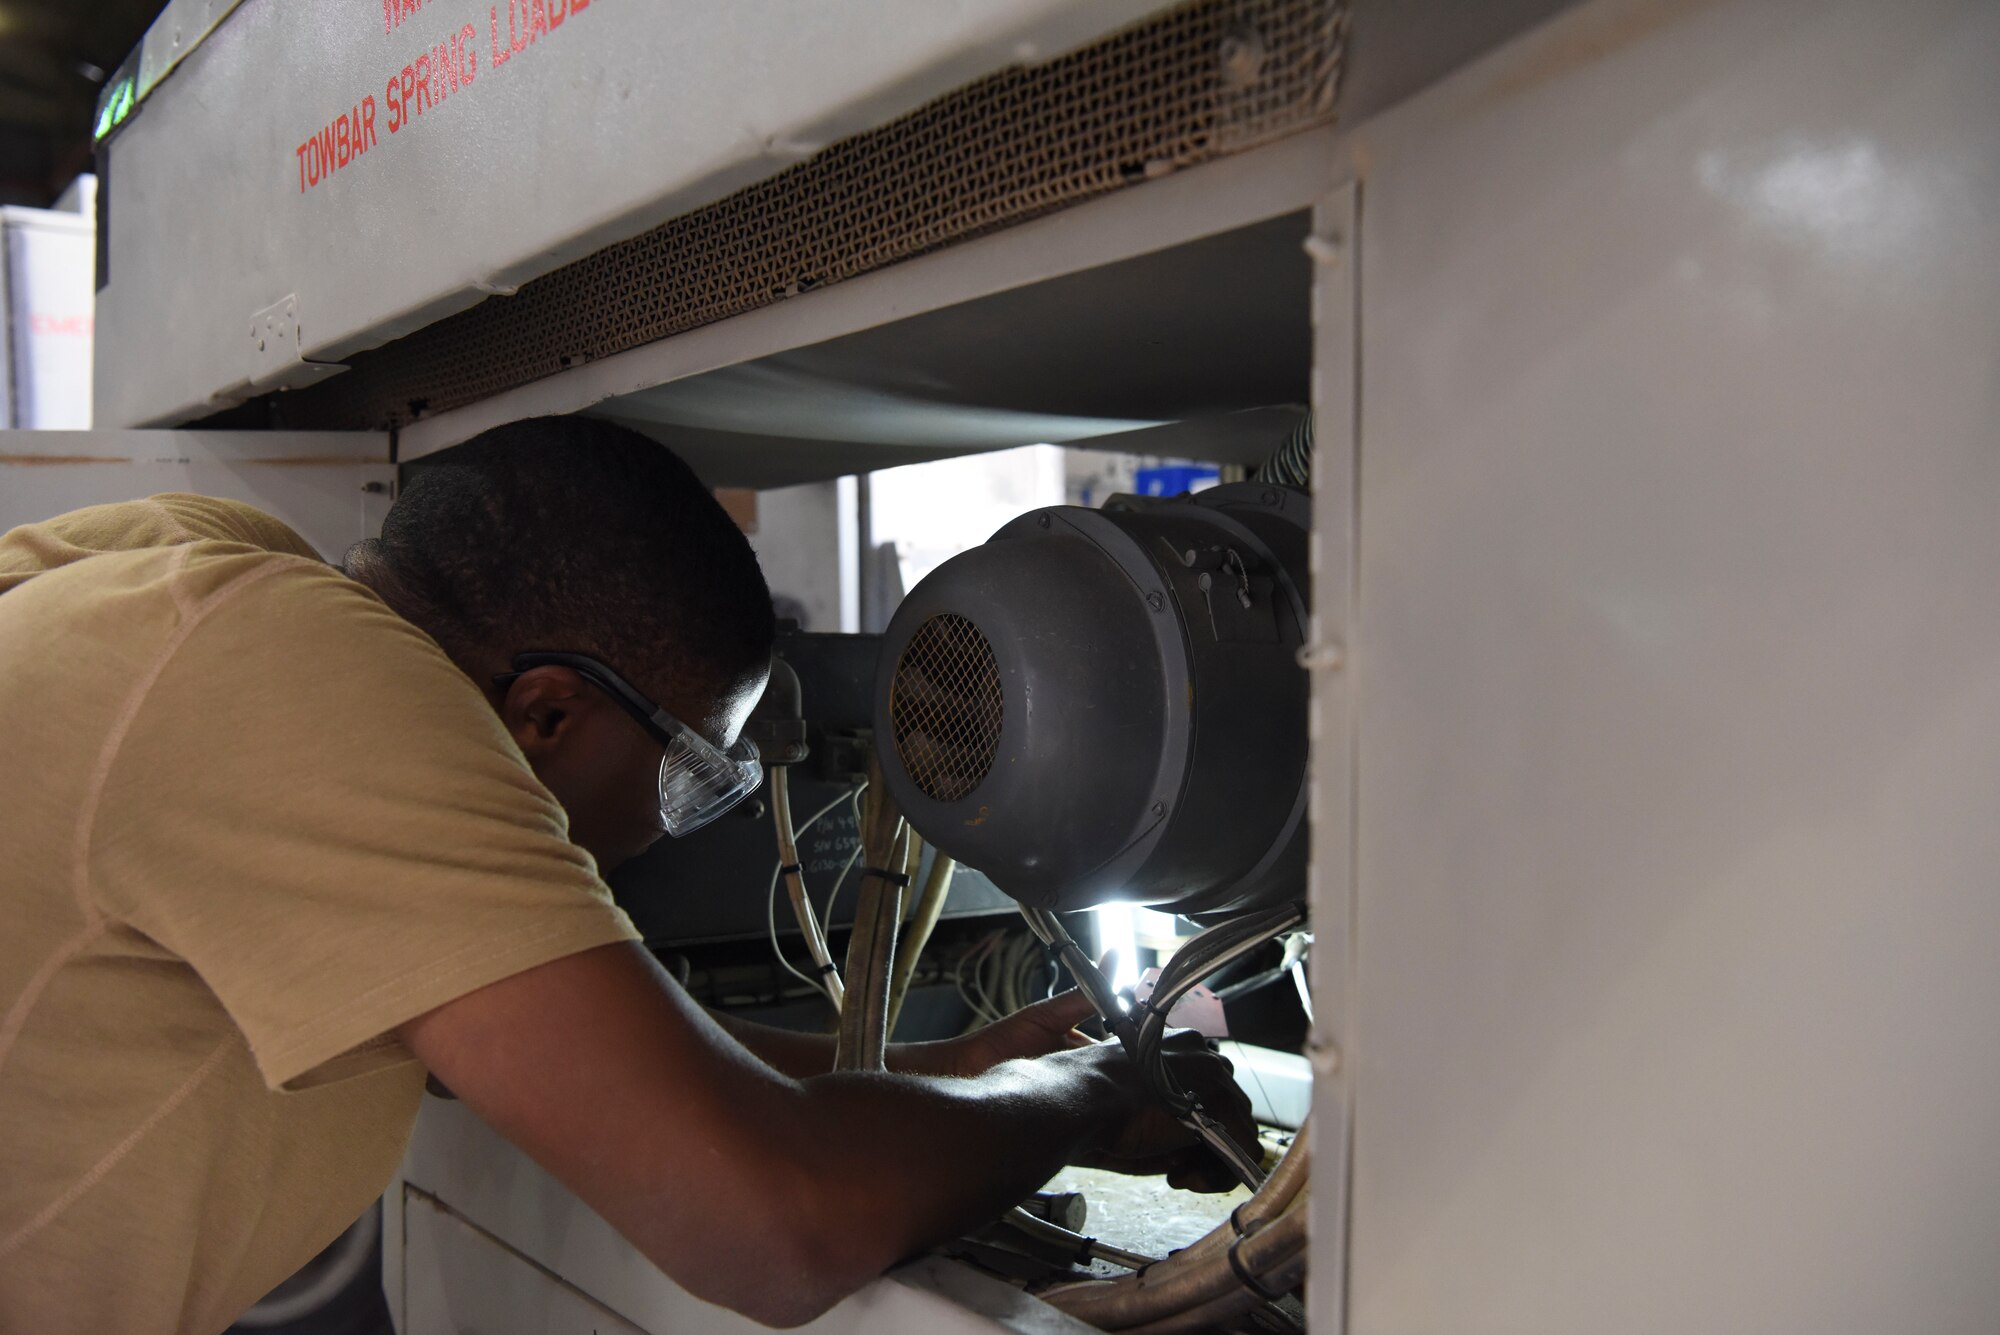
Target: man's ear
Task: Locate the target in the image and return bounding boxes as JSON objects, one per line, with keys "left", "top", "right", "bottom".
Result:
{"left": 498, "top": 666, "right": 591, "bottom": 757}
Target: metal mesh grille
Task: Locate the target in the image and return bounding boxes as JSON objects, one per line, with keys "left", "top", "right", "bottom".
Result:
{"left": 241, "top": 0, "right": 1344, "bottom": 431}
{"left": 891, "top": 614, "right": 1005, "bottom": 803}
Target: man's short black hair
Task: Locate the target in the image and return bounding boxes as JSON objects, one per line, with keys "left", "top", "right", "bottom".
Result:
{"left": 365, "top": 416, "right": 774, "bottom": 708}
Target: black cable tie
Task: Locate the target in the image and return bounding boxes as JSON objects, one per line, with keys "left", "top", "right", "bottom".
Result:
{"left": 813, "top": 961, "right": 839, "bottom": 977}
{"left": 1229, "top": 1201, "right": 1253, "bottom": 1237}
{"left": 861, "top": 866, "right": 911, "bottom": 887}
{"left": 777, "top": 862, "right": 804, "bottom": 878}
{"left": 1227, "top": 1235, "right": 1288, "bottom": 1302}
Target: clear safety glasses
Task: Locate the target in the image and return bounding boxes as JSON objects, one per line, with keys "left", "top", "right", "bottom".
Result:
{"left": 496, "top": 652, "right": 762, "bottom": 837}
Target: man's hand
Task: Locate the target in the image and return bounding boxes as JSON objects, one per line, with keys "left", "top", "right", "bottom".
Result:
{"left": 902, "top": 989, "right": 1098, "bottom": 1078}
{"left": 1056, "top": 1030, "right": 1260, "bottom": 1193}
{"left": 904, "top": 988, "right": 1261, "bottom": 1192}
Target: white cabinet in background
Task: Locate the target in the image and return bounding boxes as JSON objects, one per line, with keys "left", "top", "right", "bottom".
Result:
{"left": 0, "top": 429, "right": 393, "bottom": 558}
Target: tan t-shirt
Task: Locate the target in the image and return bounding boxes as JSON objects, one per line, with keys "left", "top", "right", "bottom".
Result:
{"left": 0, "top": 495, "right": 640, "bottom": 1332}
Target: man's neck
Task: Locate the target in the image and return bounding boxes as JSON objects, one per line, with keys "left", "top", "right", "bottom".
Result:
{"left": 341, "top": 547, "right": 505, "bottom": 703}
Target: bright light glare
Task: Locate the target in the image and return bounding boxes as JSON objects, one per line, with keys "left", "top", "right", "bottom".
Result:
{"left": 1696, "top": 138, "right": 1928, "bottom": 261}
{"left": 867, "top": 444, "right": 1067, "bottom": 592}
{"left": 1091, "top": 903, "right": 1140, "bottom": 994}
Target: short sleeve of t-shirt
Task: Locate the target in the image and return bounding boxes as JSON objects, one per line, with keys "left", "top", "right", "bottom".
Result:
{"left": 88, "top": 545, "right": 641, "bottom": 1090}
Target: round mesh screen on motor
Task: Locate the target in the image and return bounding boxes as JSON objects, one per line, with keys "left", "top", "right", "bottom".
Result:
{"left": 874, "top": 483, "right": 1311, "bottom": 917}
{"left": 890, "top": 614, "right": 1005, "bottom": 803}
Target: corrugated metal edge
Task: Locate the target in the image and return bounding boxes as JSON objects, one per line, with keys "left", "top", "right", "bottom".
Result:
{"left": 94, "top": 0, "right": 257, "bottom": 144}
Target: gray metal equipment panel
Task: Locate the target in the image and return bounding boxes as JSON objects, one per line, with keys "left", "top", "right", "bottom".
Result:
{"left": 92, "top": 0, "right": 1174, "bottom": 428}
{"left": 392, "top": 1098, "right": 1096, "bottom": 1335}
{"left": 1346, "top": 0, "right": 2000, "bottom": 1330}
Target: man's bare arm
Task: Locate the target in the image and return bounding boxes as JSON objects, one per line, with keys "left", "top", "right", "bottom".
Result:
{"left": 400, "top": 942, "right": 1216, "bottom": 1327}
{"left": 707, "top": 991, "right": 1097, "bottom": 1080}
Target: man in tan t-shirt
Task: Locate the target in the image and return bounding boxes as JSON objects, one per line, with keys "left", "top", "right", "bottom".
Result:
{"left": 0, "top": 416, "right": 1250, "bottom": 1332}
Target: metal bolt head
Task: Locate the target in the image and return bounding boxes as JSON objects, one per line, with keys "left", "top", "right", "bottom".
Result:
{"left": 1038, "top": 513, "right": 1051, "bottom": 529}
{"left": 1146, "top": 591, "right": 1164, "bottom": 611}
{"left": 1261, "top": 489, "right": 1279, "bottom": 505}
{"left": 1151, "top": 801, "right": 1166, "bottom": 816}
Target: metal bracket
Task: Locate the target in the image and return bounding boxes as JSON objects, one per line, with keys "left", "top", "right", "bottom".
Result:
{"left": 1302, "top": 232, "right": 1343, "bottom": 268}
{"left": 246, "top": 294, "right": 348, "bottom": 394}
{"left": 1297, "top": 640, "right": 1346, "bottom": 671}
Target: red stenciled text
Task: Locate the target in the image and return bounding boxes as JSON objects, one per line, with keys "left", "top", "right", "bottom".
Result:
{"left": 489, "top": 0, "right": 589, "bottom": 68}
{"left": 383, "top": 0, "right": 437, "bottom": 35}
{"left": 295, "top": 98, "right": 379, "bottom": 193}
{"left": 292, "top": 0, "right": 597, "bottom": 196}
{"left": 29, "top": 314, "right": 94, "bottom": 337}
{"left": 386, "top": 23, "right": 478, "bottom": 133}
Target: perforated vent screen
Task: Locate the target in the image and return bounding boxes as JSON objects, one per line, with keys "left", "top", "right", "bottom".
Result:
{"left": 891, "top": 614, "right": 1005, "bottom": 803}
{"left": 236, "top": 0, "right": 1344, "bottom": 431}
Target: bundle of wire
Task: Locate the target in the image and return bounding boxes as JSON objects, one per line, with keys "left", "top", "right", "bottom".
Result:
{"left": 764, "top": 778, "right": 864, "bottom": 1006}
{"left": 834, "top": 755, "right": 915, "bottom": 1071}
{"left": 1018, "top": 903, "right": 1303, "bottom": 1192}
{"left": 1127, "top": 905, "right": 1307, "bottom": 1121}
{"left": 953, "top": 928, "right": 1059, "bottom": 1030}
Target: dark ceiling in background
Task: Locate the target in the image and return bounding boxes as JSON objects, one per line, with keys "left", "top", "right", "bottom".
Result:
{"left": 0, "top": 0, "right": 165, "bottom": 206}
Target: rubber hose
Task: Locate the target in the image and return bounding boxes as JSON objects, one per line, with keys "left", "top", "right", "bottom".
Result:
{"left": 886, "top": 846, "right": 955, "bottom": 1035}
{"left": 1116, "top": 1250, "right": 1307, "bottom": 1335}
{"left": 834, "top": 754, "right": 906, "bottom": 1072}
{"left": 1046, "top": 1194, "right": 1306, "bottom": 1328}
{"left": 1037, "top": 1123, "right": 1307, "bottom": 1315}
{"left": 1160, "top": 1121, "right": 1310, "bottom": 1268}
{"left": 771, "top": 768, "right": 844, "bottom": 1009}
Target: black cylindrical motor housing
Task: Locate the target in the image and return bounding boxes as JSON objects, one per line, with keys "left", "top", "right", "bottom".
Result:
{"left": 874, "top": 483, "right": 1309, "bottom": 916}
